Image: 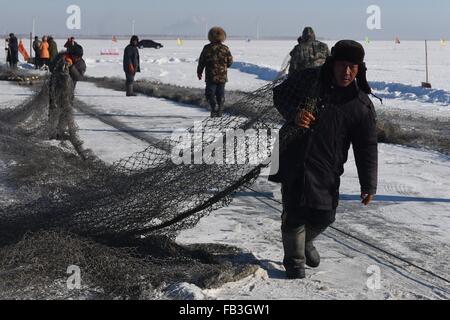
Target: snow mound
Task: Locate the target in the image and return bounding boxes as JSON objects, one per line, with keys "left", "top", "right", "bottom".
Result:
{"left": 164, "top": 282, "right": 208, "bottom": 300}
{"left": 371, "top": 81, "right": 450, "bottom": 106}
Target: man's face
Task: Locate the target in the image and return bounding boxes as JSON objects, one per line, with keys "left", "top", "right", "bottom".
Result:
{"left": 132, "top": 39, "right": 138, "bottom": 47}
{"left": 333, "top": 61, "right": 359, "bottom": 87}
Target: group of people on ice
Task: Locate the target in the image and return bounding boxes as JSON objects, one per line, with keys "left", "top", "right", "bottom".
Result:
{"left": 5, "top": 26, "right": 379, "bottom": 280}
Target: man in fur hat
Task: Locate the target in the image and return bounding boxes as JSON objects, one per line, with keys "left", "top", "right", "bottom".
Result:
{"left": 270, "top": 40, "right": 378, "bottom": 279}
{"left": 197, "top": 27, "right": 234, "bottom": 117}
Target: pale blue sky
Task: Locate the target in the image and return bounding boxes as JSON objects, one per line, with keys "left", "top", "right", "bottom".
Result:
{"left": 1, "top": 0, "right": 449, "bottom": 39}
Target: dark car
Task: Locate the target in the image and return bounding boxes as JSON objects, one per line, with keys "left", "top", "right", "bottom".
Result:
{"left": 138, "top": 40, "right": 163, "bottom": 49}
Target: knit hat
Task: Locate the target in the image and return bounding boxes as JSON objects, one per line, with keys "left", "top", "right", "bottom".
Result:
{"left": 130, "top": 35, "right": 139, "bottom": 44}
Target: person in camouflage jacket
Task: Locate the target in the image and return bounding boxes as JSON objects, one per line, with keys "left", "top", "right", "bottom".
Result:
{"left": 197, "top": 27, "right": 234, "bottom": 117}
{"left": 289, "top": 27, "right": 330, "bottom": 74}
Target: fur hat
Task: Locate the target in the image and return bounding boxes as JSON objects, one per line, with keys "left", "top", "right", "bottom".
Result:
{"left": 208, "top": 27, "right": 227, "bottom": 43}
{"left": 320, "top": 40, "right": 372, "bottom": 94}
{"left": 331, "top": 40, "right": 365, "bottom": 64}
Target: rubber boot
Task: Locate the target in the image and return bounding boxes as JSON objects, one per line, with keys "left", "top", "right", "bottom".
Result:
{"left": 217, "top": 97, "right": 225, "bottom": 117}
{"left": 208, "top": 98, "right": 218, "bottom": 118}
{"left": 282, "top": 225, "right": 306, "bottom": 279}
{"left": 126, "top": 84, "right": 137, "bottom": 97}
{"left": 305, "top": 227, "right": 322, "bottom": 268}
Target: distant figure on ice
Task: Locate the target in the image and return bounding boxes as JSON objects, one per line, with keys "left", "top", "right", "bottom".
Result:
{"left": 6, "top": 33, "right": 19, "bottom": 69}
{"left": 123, "top": 35, "right": 141, "bottom": 97}
{"left": 48, "top": 36, "right": 59, "bottom": 63}
{"left": 288, "top": 27, "right": 330, "bottom": 74}
{"left": 33, "top": 36, "right": 42, "bottom": 69}
{"left": 48, "top": 38, "right": 87, "bottom": 144}
{"left": 270, "top": 40, "right": 378, "bottom": 279}
{"left": 54, "top": 37, "right": 86, "bottom": 90}
{"left": 197, "top": 27, "right": 234, "bottom": 118}
{"left": 64, "top": 37, "right": 84, "bottom": 61}
{"left": 39, "top": 36, "right": 50, "bottom": 68}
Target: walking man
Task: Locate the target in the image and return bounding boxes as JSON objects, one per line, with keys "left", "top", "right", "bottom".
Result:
{"left": 270, "top": 40, "right": 378, "bottom": 279}
{"left": 197, "top": 27, "right": 234, "bottom": 118}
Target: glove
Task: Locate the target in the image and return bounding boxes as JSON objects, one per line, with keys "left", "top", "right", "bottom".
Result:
{"left": 64, "top": 56, "right": 73, "bottom": 66}
{"left": 361, "top": 193, "right": 374, "bottom": 206}
{"left": 128, "top": 64, "right": 135, "bottom": 74}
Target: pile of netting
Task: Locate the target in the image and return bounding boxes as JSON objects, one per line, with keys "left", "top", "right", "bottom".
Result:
{"left": 0, "top": 65, "right": 290, "bottom": 298}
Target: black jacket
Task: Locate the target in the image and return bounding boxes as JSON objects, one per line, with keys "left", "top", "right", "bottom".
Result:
{"left": 66, "top": 42, "right": 84, "bottom": 59}
{"left": 7, "top": 36, "right": 19, "bottom": 64}
{"left": 123, "top": 44, "right": 140, "bottom": 74}
{"left": 269, "top": 68, "right": 378, "bottom": 210}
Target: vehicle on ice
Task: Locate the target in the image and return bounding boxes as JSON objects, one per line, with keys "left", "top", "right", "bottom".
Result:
{"left": 138, "top": 40, "right": 164, "bottom": 49}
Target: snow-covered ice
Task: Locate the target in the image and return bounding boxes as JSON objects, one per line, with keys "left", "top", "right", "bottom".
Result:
{"left": 0, "top": 38, "right": 449, "bottom": 300}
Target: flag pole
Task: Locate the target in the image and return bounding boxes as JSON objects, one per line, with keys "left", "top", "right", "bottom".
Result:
{"left": 425, "top": 40, "right": 429, "bottom": 83}
{"left": 421, "top": 40, "right": 432, "bottom": 88}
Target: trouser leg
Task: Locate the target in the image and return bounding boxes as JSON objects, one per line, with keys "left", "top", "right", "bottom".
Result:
{"left": 205, "top": 82, "right": 218, "bottom": 117}
{"left": 215, "top": 84, "right": 225, "bottom": 117}
{"left": 125, "top": 73, "right": 136, "bottom": 96}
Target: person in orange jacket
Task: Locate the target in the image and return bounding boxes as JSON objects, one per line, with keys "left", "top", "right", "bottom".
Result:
{"left": 39, "top": 36, "right": 50, "bottom": 67}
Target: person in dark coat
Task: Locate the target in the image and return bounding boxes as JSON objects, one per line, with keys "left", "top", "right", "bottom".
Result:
{"left": 32, "top": 36, "right": 42, "bottom": 69}
{"left": 123, "top": 35, "right": 141, "bottom": 97}
{"left": 6, "top": 33, "right": 19, "bottom": 69}
{"left": 197, "top": 27, "right": 233, "bottom": 117}
{"left": 64, "top": 37, "right": 84, "bottom": 59}
{"left": 289, "top": 27, "right": 330, "bottom": 74}
{"left": 48, "top": 36, "right": 59, "bottom": 63}
{"left": 270, "top": 40, "right": 378, "bottom": 279}
{"left": 48, "top": 48, "right": 86, "bottom": 142}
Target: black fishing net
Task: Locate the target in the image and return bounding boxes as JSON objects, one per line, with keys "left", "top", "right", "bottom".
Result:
{"left": 0, "top": 64, "right": 285, "bottom": 299}
{"left": 0, "top": 73, "right": 284, "bottom": 244}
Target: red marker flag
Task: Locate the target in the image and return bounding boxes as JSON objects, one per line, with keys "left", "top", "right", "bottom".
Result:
{"left": 18, "top": 40, "right": 30, "bottom": 61}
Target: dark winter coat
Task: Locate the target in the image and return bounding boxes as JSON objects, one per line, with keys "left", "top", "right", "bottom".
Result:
{"left": 33, "top": 39, "right": 41, "bottom": 53}
{"left": 7, "top": 36, "right": 19, "bottom": 64}
{"left": 48, "top": 38, "right": 59, "bottom": 62}
{"left": 289, "top": 28, "right": 330, "bottom": 74}
{"left": 123, "top": 44, "right": 140, "bottom": 74}
{"left": 66, "top": 42, "right": 84, "bottom": 59}
{"left": 269, "top": 68, "right": 378, "bottom": 210}
{"left": 197, "top": 43, "right": 233, "bottom": 84}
